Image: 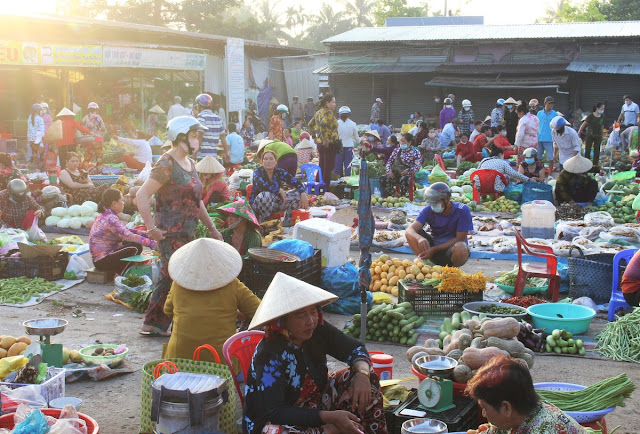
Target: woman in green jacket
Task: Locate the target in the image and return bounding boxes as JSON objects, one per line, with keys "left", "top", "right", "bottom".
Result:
{"left": 217, "top": 199, "right": 262, "bottom": 258}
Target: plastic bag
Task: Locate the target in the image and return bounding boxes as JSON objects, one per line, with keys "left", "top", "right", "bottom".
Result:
{"left": 503, "top": 183, "right": 523, "bottom": 203}
{"left": 584, "top": 211, "right": 614, "bottom": 228}
{"left": 26, "top": 218, "right": 46, "bottom": 242}
{"left": 428, "top": 165, "right": 448, "bottom": 183}
{"left": 600, "top": 227, "right": 640, "bottom": 244}
{"left": 522, "top": 183, "right": 554, "bottom": 204}
{"left": 65, "top": 255, "right": 90, "bottom": 279}
{"left": 414, "top": 168, "right": 430, "bottom": 186}
{"left": 0, "top": 355, "right": 28, "bottom": 379}
{"left": 321, "top": 263, "right": 373, "bottom": 315}
{"left": 114, "top": 275, "right": 153, "bottom": 303}
{"left": 633, "top": 193, "right": 640, "bottom": 211}
{"left": 322, "top": 192, "right": 340, "bottom": 206}
{"left": 555, "top": 221, "right": 584, "bottom": 241}
{"left": 578, "top": 226, "right": 608, "bottom": 241}
{"left": 373, "top": 232, "right": 406, "bottom": 248}
{"left": 269, "top": 239, "right": 314, "bottom": 260}
{"left": 572, "top": 296, "right": 597, "bottom": 311}
{"left": 571, "top": 237, "right": 600, "bottom": 255}
{"left": 49, "top": 418, "right": 88, "bottom": 434}
{"left": 136, "top": 162, "right": 152, "bottom": 184}
{"left": 492, "top": 240, "right": 517, "bottom": 254}
{"left": 0, "top": 387, "right": 47, "bottom": 414}
{"left": 13, "top": 407, "right": 49, "bottom": 434}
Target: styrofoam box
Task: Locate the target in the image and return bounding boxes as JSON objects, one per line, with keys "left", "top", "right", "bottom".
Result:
{"left": 293, "top": 218, "right": 351, "bottom": 268}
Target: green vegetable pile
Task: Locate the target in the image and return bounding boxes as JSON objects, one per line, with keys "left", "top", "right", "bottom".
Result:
{"left": 344, "top": 302, "right": 423, "bottom": 345}
{"left": 537, "top": 373, "right": 635, "bottom": 412}
{"left": 238, "top": 162, "right": 260, "bottom": 171}
{"left": 122, "top": 274, "right": 145, "bottom": 288}
{"left": 456, "top": 161, "right": 478, "bottom": 176}
{"left": 597, "top": 307, "right": 640, "bottom": 363}
{"left": 476, "top": 305, "right": 523, "bottom": 315}
{"left": 0, "top": 277, "right": 62, "bottom": 304}
{"left": 367, "top": 161, "right": 386, "bottom": 178}
{"left": 545, "top": 329, "right": 585, "bottom": 355}
{"left": 129, "top": 287, "right": 153, "bottom": 313}
{"left": 495, "top": 267, "right": 548, "bottom": 288}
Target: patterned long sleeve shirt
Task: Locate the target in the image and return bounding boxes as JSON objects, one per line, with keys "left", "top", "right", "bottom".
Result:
{"left": 457, "top": 109, "right": 475, "bottom": 135}
{"left": 243, "top": 322, "right": 371, "bottom": 434}
{"left": 370, "top": 103, "right": 380, "bottom": 122}
{"left": 27, "top": 115, "right": 45, "bottom": 144}
{"left": 0, "top": 190, "right": 42, "bottom": 228}
{"left": 489, "top": 402, "right": 584, "bottom": 434}
{"left": 476, "top": 156, "right": 530, "bottom": 192}
{"left": 82, "top": 113, "right": 106, "bottom": 137}
{"left": 269, "top": 115, "right": 285, "bottom": 141}
{"left": 491, "top": 107, "right": 503, "bottom": 127}
{"left": 386, "top": 147, "right": 422, "bottom": 175}
{"left": 89, "top": 208, "right": 157, "bottom": 262}
{"left": 514, "top": 113, "right": 540, "bottom": 149}
{"left": 308, "top": 108, "right": 339, "bottom": 143}
{"left": 249, "top": 167, "right": 305, "bottom": 204}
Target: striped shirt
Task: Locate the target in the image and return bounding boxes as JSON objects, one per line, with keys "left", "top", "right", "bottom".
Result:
{"left": 197, "top": 109, "right": 223, "bottom": 158}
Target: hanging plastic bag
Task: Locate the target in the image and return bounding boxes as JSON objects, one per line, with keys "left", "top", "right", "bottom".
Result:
{"left": 136, "top": 162, "right": 152, "bottom": 184}
{"left": 26, "top": 217, "right": 46, "bottom": 242}
{"left": 65, "top": 255, "right": 90, "bottom": 280}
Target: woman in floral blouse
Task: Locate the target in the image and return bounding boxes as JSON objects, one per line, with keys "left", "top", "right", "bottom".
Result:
{"left": 240, "top": 118, "right": 255, "bottom": 148}
{"left": 244, "top": 273, "right": 387, "bottom": 434}
{"left": 381, "top": 133, "right": 421, "bottom": 197}
{"left": 136, "top": 115, "right": 223, "bottom": 337}
{"left": 89, "top": 188, "right": 157, "bottom": 274}
{"left": 249, "top": 150, "right": 308, "bottom": 222}
{"left": 0, "top": 153, "right": 24, "bottom": 191}
{"left": 81, "top": 102, "right": 107, "bottom": 167}
{"left": 466, "top": 355, "right": 584, "bottom": 434}
{"left": 308, "top": 94, "right": 339, "bottom": 188}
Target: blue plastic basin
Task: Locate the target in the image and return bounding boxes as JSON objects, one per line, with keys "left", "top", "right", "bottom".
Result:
{"left": 526, "top": 303, "right": 596, "bottom": 334}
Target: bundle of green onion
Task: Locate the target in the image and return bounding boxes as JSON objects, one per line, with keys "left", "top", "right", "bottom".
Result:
{"left": 537, "top": 373, "right": 635, "bottom": 412}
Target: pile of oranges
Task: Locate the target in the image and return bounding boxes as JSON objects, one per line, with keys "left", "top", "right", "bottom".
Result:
{"left": 369, "top": 254, "right": 443, "bottom": 297}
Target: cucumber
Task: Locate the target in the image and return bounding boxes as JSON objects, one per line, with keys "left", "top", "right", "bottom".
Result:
{"left": 472, "top": 315, "right": 480, "bottom": 322}
{"left": 400, "top": 336, "right": 408, "bottom": 345}
{"left": 401, "top": 323, "right": 415, "bottom": 334}
{"left": 389, "top": 311, "right": 405, "bottom": 320}
{"left": 442, "top": 318, "right": 453, "bottom": 333}
{"left": 460, "top": 311, "right": 471, "bottom": 322}
{"left": 407, "top": 333, "right": 418, "bottom": 346}
{"left": 386, "top": 322, "right": 394, "bottom": 331}
{"left": 437, "top": 338, "right": 443, "bottom": 349}
{"left": 406, "top": 314, "right": 419, "bottom": 323}
{"left": 412, "top": 316, "right": 425, "bottom": 327}
{"left": 392, "top": 319, "right": 399, "bottom": 325}
{"left": 393, "top": 326, "right": 400, "bottom": 336}
{"left": 398, "top": 302, "right": 413, "bottom": 310}
{"left": 399, "top": 320, "right": 410, "bottom": 327}
{"left": 451, "top": 313, "right": 461, "bottom": 329}
{"left": 378, "top": 337, "right": 384, "bottom": 342}
{"left": 391, "top": 336, "right": 399, "bottom": 343}
{"left": 439, "top": 330, "right": 449, "bottom": 340}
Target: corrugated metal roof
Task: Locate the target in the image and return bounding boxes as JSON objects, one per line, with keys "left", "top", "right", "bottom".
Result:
{"left": 427, "top": 75, "right": 569, "bottom": 88}
{"left": 567, "top": 61, "right": 640, "bottom": 75}
{"left": 323, "top": 21, "right": 640, "bottom": 44}
{"left": 435, "top": 63, "right": 569, "bottom": 74}
{"left": 314, "top": 62, "right": 440, "bottom": 74}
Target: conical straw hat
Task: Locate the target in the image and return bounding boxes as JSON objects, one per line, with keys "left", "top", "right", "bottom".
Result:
{"left": 168, "top": 238, "right": 242, "bottom": 291}
{"left": 217, "top": 199, "right": 260, "bottom": 228}
{"left": 257, "top": 139, "right": 275, "bottom": 155}
{"left": 56, "top": 107, "right": 75, "bottom": 117}
{"left": 504, "top": 97, "right": 517, "bottom": 104}
{"left": 249, "top": 273, "right": 338, "bottom": 330}
{"left": 296, "top": 138, "right": 315, "bottom": 150}
{"left": 563, "top": 154, "right": 593, "bottom": 174}
{"left": 365, "top": 130, "right": 381, "bottom": 140}
{"left": 149, "top": 105, "right": 165, "bottom": 114}
{"left": 195, "top": 155, "right": 225, "bottom": 174}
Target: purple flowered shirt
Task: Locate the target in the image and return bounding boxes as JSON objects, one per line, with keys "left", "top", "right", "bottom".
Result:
{"left": 89, "top": 208, "right": 156, "bottom": 262}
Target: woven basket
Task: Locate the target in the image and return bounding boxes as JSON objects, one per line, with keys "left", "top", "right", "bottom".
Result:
{"left": 248, "top": 247, "right": 300, "bottom": 265}
{"left": 534, "top": 382, "right": 615, "bottom": 423}
{"left": 567, "top": 246, "right": 619, "bottom": 304}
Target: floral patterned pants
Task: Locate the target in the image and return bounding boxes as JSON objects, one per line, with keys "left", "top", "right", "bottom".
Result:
{"left": 252, "top": 191, "right": 301, "bottom": 223}
{"left": 273, "top": 368, "right": 387, "bottom": 434}
{"left": 381, "top": 174, "right": 411, "bottom": 198}
{"left": 143, "top": 234, "right": 192, "bottom": 331}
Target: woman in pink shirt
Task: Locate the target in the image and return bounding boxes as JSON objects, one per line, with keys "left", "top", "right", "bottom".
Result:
{"left": 89, "top": 188, "right": 156, "bottom": 274}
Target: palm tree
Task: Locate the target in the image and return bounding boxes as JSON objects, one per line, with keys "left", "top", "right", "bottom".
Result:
{"left": 344, "top": 0, "right": 374, "bottom": 27}
{"left": 305, "top": 2, "right": 354, "bottom": 48}
{"left": 537, "top": 0, "right": 569, "bottom": 23}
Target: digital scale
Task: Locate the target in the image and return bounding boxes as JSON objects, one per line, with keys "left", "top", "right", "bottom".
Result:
{"left": 23, "top": 318, "right": 68, "bottom": 368}
{"left": 413, "top": 355, "right": 457, "bottom": 413}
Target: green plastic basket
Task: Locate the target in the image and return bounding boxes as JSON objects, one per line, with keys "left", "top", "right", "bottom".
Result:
{"left": 496, "top": 283, "right": 548, "bottom": 296}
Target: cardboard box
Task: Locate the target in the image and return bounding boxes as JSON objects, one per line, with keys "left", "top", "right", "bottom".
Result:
{"left": 18, "top": 243, "right": 62, "bottom": 259}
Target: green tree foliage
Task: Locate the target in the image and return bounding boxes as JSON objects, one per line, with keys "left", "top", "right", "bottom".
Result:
{"left": 373, "top": 0, "right": 427, "bottom": 26}
{"left": 539, "top": 0, "right": 640, "bottom": 23}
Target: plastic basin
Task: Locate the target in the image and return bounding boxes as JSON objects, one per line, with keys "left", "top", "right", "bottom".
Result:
{"left": 0, "top": 408, "right": 99, "bottom": 433}
{"left": 526, "top": 303, "right": 596, "bottom": 334}
{"left": 534, "top": 382, "right": 615, "bottom": 423}
{"left": 80, "top": 344, "right": 128, "bottom": 367}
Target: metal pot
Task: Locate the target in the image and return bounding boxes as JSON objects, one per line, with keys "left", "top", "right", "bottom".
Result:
{"left": 401, "top": 418, "right": 448, "bottom": 433}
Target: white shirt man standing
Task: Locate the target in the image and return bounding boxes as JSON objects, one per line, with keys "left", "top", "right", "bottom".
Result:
{"left": 618, "top": 95, "right": 640, "bottom": 127}
{"left": 336, "top": 106, "right": 359, "bottom": 177}
{"left": 167, "top": 96, "right": 186, "bottom": 121}
{"left": 551, "top": 116, "right": 582, "bottom": 168}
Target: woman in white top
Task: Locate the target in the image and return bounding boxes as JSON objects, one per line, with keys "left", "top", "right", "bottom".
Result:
{"left": 476, "top": 144, "right": 530, "bottom": 192}
{"left": 336, "top": 106, "right": 359, "bottom": 177}
{"left": 114, "top": 132, "right": 153, "bottom": 170}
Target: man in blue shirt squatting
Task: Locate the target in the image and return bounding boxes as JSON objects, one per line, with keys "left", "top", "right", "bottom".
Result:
{"left": 405, "top": 182, "right": 473, "bottom": 267}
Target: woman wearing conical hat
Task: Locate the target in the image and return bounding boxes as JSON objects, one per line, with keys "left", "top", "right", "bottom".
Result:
{"left": 163, "top": 238, "right": 261, "bottom": 360}
{"left": 217, "top": 199, "right": 262, "bottom": 258}
{"left": 196, "top": 155, "right": 230, "bottom": 205}
{"left": 243, "top": 273, "right": 387, "bottom": 434}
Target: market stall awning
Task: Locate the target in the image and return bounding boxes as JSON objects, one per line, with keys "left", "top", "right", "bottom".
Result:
{"left": 314, "top": 56, "right": 445, "bottom": 74}
{"left": 567, "top": 61, "right": 640, "bottom": 75}
{"left": 426, "top": 74, "right": 569, "bottom": 88}
{"left": 434, "top": 63, "right": 570, "bottom": 75}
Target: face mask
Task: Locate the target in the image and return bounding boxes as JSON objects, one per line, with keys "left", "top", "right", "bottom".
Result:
{"left": 626, "top": 101, "right": 631, "bottom": 106}
{"left": 597, "top": 109, "right": 604, "bottom": 114}
{"left": 464, "top": 107, "right": 470, "bottom": 111}
{"left": 432, "top": 202, "right": 444, "bottom": 213}
{"left": 506, "top": 105, "right": 513, "bottom": 109}
{"left": 445, "top": 105, "right": 452, "bottom": 109}
{"left": 282, "top": 113, "right": 287, "bottom": 119}
{"left": 368, "top": 136, "right": 375, "bottom": 142}
{"left": 500, "top": 131, "right": 507, "bottom": 136}
{"left": 428, "top": 132, "right": 437, "bottom": 138}
{"left": 525, "top": 158, "right": 535, "bottom": 165}
{"left": 9, "top": 192, "right": 25, "bottom": 204}
{"left": 400, "top": 144, "right": 408, "bottom": 150}
{"left": 557, "top": 127, "right": 565, "bottom": 134}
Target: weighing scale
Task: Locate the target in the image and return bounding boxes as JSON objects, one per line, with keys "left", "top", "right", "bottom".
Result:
{"left": 239, "top": 175, "right": 251, "bottom": 195}
{"left": 23, "top": 318, "right": 68, "bottom": 368}
{"left": 414, "top": 356, "right": 457, "bottom": 413}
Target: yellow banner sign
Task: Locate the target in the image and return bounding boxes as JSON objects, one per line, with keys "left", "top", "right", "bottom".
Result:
{"left": 0, "top": 41, "right": 102, "bottom": 67}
